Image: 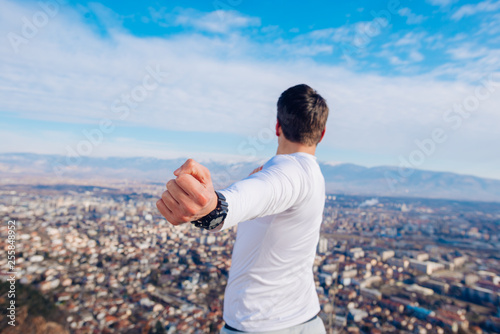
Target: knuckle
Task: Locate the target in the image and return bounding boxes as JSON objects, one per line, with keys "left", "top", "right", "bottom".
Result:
{"left": 166, "top": 179, "right": 176, "bottom": 189}
{"left": 197, "top": 193, "right": 209, "bottom": 206}
{"left": 161, "top": 191, "right": 169, "bottom": 201}
{"left": 164, "top": 213, "right": 172, "bottom": 222}
{"left": 185, "top": 205, "right": 197, "bottom": 216}
{"left": 180, "top": 216, "right": 191, "bottom": 223}
{"left": 170, "top": 210, "right": 182, "bottom": 222}
{"left": 176, "top": 174, "right": 188, "bottom": 183}
{"left": 176, "top": 201, "right": 189, "bottom": 216}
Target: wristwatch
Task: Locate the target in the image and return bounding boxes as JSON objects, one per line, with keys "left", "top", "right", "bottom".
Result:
{"left": 190, "top": 191, "right": 228, "bottom": 230}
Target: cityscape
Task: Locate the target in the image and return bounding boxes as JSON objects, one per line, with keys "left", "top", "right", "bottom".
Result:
{"left": 2, "top": 0, "right": 500, "bottom": 333}
{"left": 1, "top": 179, "right": 499, "bottom": 334}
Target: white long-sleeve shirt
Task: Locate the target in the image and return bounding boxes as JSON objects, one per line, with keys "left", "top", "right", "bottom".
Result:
{"left": 218, "top": 152, "right": 325, "bottom": 332}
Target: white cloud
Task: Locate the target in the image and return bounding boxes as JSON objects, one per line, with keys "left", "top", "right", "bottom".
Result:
{"left": 304, "top": 17, "right": 389, "bottom": 46}
{"left": 388, "top": 55, "right": 406, "bottom": 65}
{"left": 378, "top": 32, "right": 426, "bottom": 66}
{"left": 478, "top": 13, "right": 500, "bottom": 35}
{"left": 452, "top": 0, "right": 500, "bottom": 20}
{"left": 426, "top": 0, "right": 458, "bottom": 8}
{"left": 178, "top": 10, "right": 260, "bottom": 33}
{"left": 149, "top": 7, "right": 260, "bottom": 33}
{"left": 307, "top": 27, "right": 348, "bottom": 41}
{"left": 409, "top": 50, "right": 424, "bottom": 62}
{"left": 398, "top": 8, "right": 427, "bottom": 24}
{"left": 447, "top": 45, "right": 491, "bottom": 59}
{"left": 393, "top": 32, "right": 426, "bottom": 46}
{"left": 298, "top": 18, "right": 391, "bottom": 61}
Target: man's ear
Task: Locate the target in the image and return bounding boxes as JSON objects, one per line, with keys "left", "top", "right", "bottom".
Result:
{"left": 318, "top": 128, "right": 326, "bottom": 143}
{"left": 276, "top": 120, "right": 280, "bottom": 137}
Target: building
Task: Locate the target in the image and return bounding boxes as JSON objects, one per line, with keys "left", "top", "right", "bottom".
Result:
{"left": 409, "top": 260, "right": 444, "bottom": 275}
{"left": 388, "top": 258, "right": 409, "bottom": 269}
{"left": 348, "top": 247, "right": 365, "bottom": 260}
{"left": 318, "top": 237, "right": 328, "bottom": 254}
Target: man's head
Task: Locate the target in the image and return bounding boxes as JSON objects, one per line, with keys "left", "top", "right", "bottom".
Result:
{"left": 277, "top": 84, "right": 329, "bottom": 146}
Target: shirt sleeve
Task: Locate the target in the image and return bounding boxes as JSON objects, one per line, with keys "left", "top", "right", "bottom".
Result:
{"left": 215, "top": 155, "right": 306, "bottom": 231}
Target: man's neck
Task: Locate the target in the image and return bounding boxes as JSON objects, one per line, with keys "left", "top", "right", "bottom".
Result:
{"left": 276, "top": 140, "right": 317, "bottom": 156}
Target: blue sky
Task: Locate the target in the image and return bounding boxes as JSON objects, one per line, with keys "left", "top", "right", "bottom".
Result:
{"left": 1, "top": 0, "right": 500, "bottom": 179}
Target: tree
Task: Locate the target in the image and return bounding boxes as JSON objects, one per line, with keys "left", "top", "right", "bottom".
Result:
{"left": 148, "top": 320, "right": 165, "bottom": 334}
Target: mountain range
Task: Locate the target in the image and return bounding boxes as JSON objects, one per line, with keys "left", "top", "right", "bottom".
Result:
{"left": 1, "top": 153, "right": 500, "bottom": 203}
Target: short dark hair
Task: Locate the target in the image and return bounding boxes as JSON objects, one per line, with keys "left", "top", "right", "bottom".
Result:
{"left": 277, "top": 84, "right": 329, "bottom": 146}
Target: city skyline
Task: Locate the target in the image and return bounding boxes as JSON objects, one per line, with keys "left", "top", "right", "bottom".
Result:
{"left": 1, "top": 182, "right": 499, "bottom": 332}
{"left": 1, "top": 0, "right": 500, "bottom": 180}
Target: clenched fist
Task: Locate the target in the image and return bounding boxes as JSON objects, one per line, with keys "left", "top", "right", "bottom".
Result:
{"left": 156, "top": 159, "right": 218, "bottom": 225}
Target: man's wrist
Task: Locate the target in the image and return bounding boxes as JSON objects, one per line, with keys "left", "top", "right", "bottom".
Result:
{"left": 207, "top": 191, "right": 218, "bottom": 213}
{"left": 190, "top": 191, "right": 228, "bottom": 230}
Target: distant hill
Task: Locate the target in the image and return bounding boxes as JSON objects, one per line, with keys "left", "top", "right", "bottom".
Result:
{"left": 319, "top": 163, "right": 500, "bottom": 203}
{"left": 1, "top": 153, "right": 500, "bottom": 203}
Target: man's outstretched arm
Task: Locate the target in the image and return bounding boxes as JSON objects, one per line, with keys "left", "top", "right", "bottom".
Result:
{"left": 156, "top": 157, "right": 304, "bottom": 229}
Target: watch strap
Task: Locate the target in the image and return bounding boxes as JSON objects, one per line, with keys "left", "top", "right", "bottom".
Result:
{"left": 191, "top": 191, "right": 228, "bottom": 230}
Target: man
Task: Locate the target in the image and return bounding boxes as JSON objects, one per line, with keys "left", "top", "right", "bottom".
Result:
{"left": 156, "top": 84, "right": 329, "bottom": 333}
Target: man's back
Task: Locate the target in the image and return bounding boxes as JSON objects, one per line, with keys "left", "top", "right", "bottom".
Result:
{"left": 156, "top": 84, "right": 330, "bottom": 333}
{"left": 220, "top": 152, "right": 325, "bottom": 331}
